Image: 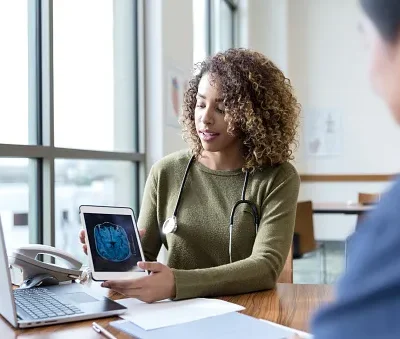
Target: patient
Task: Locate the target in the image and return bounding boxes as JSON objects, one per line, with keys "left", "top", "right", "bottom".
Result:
{"left": 305, "top": 0, "right": 400, "bottom": 338}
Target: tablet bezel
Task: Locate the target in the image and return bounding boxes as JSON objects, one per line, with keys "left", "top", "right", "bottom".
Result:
{"left": 79, "top": 205, "right": 148, "bottom": 281}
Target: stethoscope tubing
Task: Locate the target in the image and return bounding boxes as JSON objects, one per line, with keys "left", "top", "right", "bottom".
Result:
{"left": 162, "top": 155, "right": 260, "bottom": 263}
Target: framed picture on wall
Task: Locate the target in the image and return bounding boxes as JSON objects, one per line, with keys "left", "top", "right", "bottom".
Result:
{"left": 165, "top": 63, "right": 190, "bottom": 129}
{"left": 304, "top": 108, "right": 343, "bottom": 157}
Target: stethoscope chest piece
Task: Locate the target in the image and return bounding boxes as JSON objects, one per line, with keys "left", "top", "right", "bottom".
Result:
{"left": 162, "top": 216, "right": 178, "bottom": 234}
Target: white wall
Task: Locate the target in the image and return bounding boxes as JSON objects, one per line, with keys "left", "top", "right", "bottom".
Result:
{"left": 289, "top": 0, "right": 400, "bottom": 174}
{"left": 245, "top": 0, "right": 400, "bottom": 240}
{"left": 243, "top": 0, "right": 289, "bottom": 73}
{"left": 144, "top": 0, "right": 193, "bottom": 262}
{"left": 145, "top": 0, "right": 192, "bottom": 171}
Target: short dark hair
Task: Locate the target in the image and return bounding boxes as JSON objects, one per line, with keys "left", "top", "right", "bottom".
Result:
{"left": 360, "top": 0, "right": 400, "bottom": 42}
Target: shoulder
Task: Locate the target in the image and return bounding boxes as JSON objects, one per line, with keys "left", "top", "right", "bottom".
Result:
{"left": 311, "top": 178, "right": 400, "bottom": 338}
{"left": 356, "top": 177, "right": 400, "bottom": 232}
{"left": 336, "top": 177, "right": 400, "bottom": 295}
{"left": 256, "top": 162, "right": 300, "bottom": 187}
{"left": 150, "top": 149, "right": 192, "bottom": 177}
{"left": 273, "top": 162, "right": 299, "bottom": 181}
{"left": 375, "top": 176, "right": 400, "bottom": 220}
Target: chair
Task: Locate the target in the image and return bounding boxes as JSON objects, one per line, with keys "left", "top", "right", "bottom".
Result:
{"left": 356, "top": 192, "right": 381, "bottom": 227}
{"left": 358, "top": 192, "right": 381, "bottom": 205}
{"left": 293, "top": 201, "right": 327, "bottom": 283}
{"left": 277, "top": 245, "right": 293, "bottom": 283}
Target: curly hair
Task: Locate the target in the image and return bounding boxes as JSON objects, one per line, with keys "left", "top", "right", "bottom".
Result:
{"left": 180, "top": 48, "right": 300, "bottom": 172}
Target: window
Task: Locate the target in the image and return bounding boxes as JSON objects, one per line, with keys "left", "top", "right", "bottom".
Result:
{"left": 218, "top": 0, "right": 236, "bottom": 52}
{"left": 55, "top": 159, "right": 137, "bottom": 262}
{"left": 209, "top": 0, "right": 238, "bottom": 55}
{"left": 0, "top": 1, "right": 30, "bottom": 145}
{"left": 53, "top": 0, "right": 137, "bottom": 152}
{"left": 193, "top": 0, "right": 208, "bottom": 65}
{"left": 0, "top": 0, "right": 144, "bottom": 253}
{"left": 0, "top": 159, "right": 32, "bottom": 248}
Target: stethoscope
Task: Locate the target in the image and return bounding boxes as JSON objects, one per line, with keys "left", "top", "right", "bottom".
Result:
{"left": 162, "top": 156, "right": 260, "bottom": 263}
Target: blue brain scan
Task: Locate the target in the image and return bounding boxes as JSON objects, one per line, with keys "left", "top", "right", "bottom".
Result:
{"left": 94, "top": 222, "right": 132, "bottom": 262}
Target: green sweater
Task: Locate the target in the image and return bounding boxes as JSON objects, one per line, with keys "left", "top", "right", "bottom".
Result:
{"left": 138, "top": 150, "right": 300, "bottom": 300}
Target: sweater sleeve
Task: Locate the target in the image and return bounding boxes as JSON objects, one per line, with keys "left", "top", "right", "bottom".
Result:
{"left": 171, "top": 167, "right": 300, "bottom": 300}
{"left": 137, "top": 167, "right": 162, "bottom": 262}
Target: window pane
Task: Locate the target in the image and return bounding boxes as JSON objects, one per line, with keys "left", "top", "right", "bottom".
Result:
{"left": 0, "top": 158, "right": 31, "bottom": 249}
{"left": 0, "top": 1, "right": 29, "bottom": 145}
{"left": 55, "top": 159, "right": 136, "bottom": 262}
{"left": 193, "top": 0, "right": 208, "bottom": 64}
{"left": 53, "top": 0, "right": 137, "bottom": 152}
{"left": 219, "top": 0, "right": 234, "bottom": 51}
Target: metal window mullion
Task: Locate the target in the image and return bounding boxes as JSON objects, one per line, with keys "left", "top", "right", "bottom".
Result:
{"left": 222, "top": 0, "right": 237, "bottom": 11}
{"left": 206, "top": 0, "right": 212, "bottom": 56}
{"left": 0, "top": 144, "right": 145, "bottom": 162}
{"left": 136, "top": 0, "right": 146, "bottom": 212}
{"left": 28, "top": 0, "right": 42, "bottom": 244}
{"left": 40, "top": 0, "right": 55, "bottom": 247}
{"left": 231, "top": 2, "right": 236, "bottom": 48}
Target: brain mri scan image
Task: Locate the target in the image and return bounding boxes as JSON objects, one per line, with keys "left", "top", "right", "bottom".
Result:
{"left": 94, "top": 222, "right": 132, "bottom": 262}
{"left": 84, "top": 212, "right": 143, "bottom": 272}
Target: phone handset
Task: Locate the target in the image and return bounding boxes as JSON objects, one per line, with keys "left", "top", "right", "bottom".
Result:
{"left": 8, "top": 244, "right": 85, "bottom": 286}
{"left": 16, "top": 244, "right": 82, "bottom": 270}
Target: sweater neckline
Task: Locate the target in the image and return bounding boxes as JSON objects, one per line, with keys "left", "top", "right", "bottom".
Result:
{"left": 193, "top": 158, "right": 244, "bottom": 176}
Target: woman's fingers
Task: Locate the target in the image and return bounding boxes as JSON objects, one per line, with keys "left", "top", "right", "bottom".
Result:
{"left": 101, "top": 279, "right": 144, "bottom": 298}
{"left": 102, "top": 277, "right": 145, "bottom": 290}
{"left": 79, "top": 229, "right": 86, "bottom": 244}
{"left": 106, "top": 287, "right": 142, "bottom": 298}
{"left": 79, "top": 230, "right": 88, "bottom": 255}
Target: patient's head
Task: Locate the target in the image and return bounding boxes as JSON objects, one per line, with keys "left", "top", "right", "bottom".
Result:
{"left": 359, "top": 0, "right": 400, "bottom": 121}
{"left": 181, "top": 48, "right": 300, "bottom": 172}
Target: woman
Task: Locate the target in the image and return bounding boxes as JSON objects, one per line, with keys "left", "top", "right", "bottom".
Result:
{"left": 80, "top": 48, "right": 301, "bottom": 302}
{"left": 308, "top": 0, "right": 400, "bottom": 338}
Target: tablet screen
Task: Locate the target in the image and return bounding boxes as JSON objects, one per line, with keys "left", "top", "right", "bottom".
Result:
{"left": 84, "top": 213, "right": 144, "bottom": 272}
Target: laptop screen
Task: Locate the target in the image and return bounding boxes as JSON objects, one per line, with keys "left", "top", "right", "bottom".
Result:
{"left": 0, "top": 217, "right": 18, "bottom": 327}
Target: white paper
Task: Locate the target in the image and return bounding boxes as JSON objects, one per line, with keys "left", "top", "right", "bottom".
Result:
{"left": 116, "top": 297, "right": 245, "bottom": 330}
{"left": 259, "top": 319, "right": 313, "bottom": 338}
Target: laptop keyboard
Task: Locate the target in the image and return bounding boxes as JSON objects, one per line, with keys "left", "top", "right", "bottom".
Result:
{"left": 14, "top": 287, "right": 83, "bottom": 320}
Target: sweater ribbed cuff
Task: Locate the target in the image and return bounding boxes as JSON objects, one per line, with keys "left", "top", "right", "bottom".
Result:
{"left": 171, "top": 268, "right": 202, "bottom": 300}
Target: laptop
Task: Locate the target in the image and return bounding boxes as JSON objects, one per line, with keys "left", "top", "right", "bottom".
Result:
{"left": 0, "top": 217, "right": 127, "bottom": 328}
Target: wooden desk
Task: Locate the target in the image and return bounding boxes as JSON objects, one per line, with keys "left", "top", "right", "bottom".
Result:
{"left": 0, "top": 284, "right": 333, "bottom": 338}
{"left": 222, "top": 284, "right": 332, "bottom": 332}
{"left": 313, "top": 202, "right": 373, "bottom": 215}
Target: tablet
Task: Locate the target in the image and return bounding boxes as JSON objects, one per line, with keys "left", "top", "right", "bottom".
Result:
{"left": 79, "top": 205, "right": 148, "bottom": 281}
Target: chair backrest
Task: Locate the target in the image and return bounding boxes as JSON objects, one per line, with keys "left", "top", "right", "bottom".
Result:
{"left": 294, "top": 201, "right": 316, "bottom": 255}
{"left": 357, "top": 192, "right": 381, "bottom": 227}
{"left": 358, "top": 192, "right": 380, "bottom": 205}
{"left": 277, "top": 244, "right": 293, "bottom": 283}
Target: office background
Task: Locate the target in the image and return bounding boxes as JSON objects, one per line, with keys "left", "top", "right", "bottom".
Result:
{"left": 0, "top": 0, "right": 397, "bottom": 283}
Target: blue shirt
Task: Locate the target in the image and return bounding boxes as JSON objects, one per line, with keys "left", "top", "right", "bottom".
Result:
{"left": 312, "top": 178, "right": 400, "bottom": 339}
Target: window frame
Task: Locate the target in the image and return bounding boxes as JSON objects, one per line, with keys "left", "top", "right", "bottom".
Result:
{"left": 0, "top": 0, "right": 145, "bottom": 247}
{"left": 207, "top": 0, "right": 238, "bottom": 55}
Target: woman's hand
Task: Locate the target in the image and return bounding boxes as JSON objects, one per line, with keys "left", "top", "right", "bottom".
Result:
{"left": 78, "top": 229, "right": 89, "bottom": 255}
{"left": 101, "top": 261, "right": 176, "bottom": 303}
{"left": 78, "top": 229, "right": 146, "bottom": 255}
